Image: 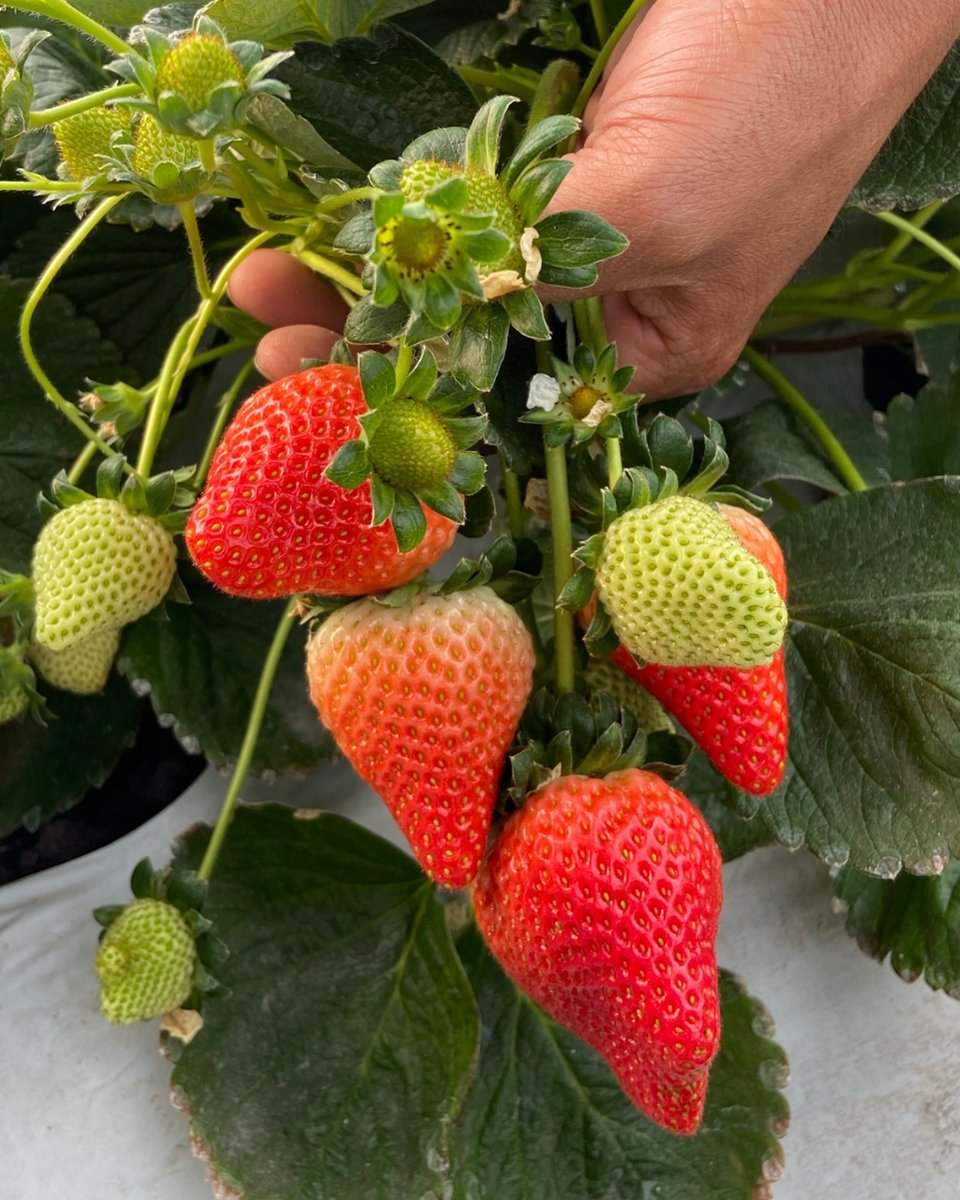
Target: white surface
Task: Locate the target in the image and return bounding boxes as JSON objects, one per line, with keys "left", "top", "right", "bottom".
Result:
{"left": 2, "top": 765, "right": 959, "bottom": 1199}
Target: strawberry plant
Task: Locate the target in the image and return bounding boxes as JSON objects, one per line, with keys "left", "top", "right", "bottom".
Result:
{"left": 1, "top": 0, "right": 960, "bottom": 1195}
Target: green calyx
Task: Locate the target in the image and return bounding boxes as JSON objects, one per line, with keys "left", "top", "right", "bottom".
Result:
{"left": 325, "top": 347, "right": 489, "bottom": 552}
{"left": 108, "top": 14, "right": 291, "bottom": 139}
{"left": 0, "top": 36, "right": 14, "bottom": 75}
{"left": 368, "top": 398, "right": 457, "bottom": 493}
{"left": 521, "top": 341, "right": 638, "bottom": 448}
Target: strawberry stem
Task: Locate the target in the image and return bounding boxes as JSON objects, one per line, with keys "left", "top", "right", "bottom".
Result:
{"left": 194, "top": 357, "right": 256, "bottom": 489}
{"left": 291, "top": 248, "right": 367, "bottom": 297}
{"left": 18, "top": 0, "right": 131, "bottom": 56}
{"left": 197, "top": 598, "right": 299, "bottom": 882}
{"left": 136, "top": 230, "right": 273, "bottom": 478}
{"left": 29, "top": 83, "right": 140, "bottom": 126}
{"left": 875, "top": 206, "right": 960, "bottom": 274}
{"left": 572, "top": 0, "right": 651, "bottom": 119}
{"left": 18, "top": 194, "right": 127, "bottom": 463}
{"left": 545, "top": 439, "right": 576, "bottom": 694}
{"left": 179, "top": 203, "right": 211, "bottom": 300}
{"left": 588, "top": 0, "right": 610, "bottom": 43}
{"left": 67, "top": 441, "right": 98, "bottom": 486}
{"left": 874, "top": 199, "right": 943, "bottom": 269}
{"left": 740, "top": 346, "right": 868, "bottom": 494}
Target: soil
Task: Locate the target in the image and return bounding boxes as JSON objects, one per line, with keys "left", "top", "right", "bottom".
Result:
{"left": 0, "top": 708, "right": 204, "bottom": 886}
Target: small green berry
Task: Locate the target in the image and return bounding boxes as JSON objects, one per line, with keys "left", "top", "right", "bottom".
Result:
{"left": 368, "top": 399, "right": 457, "bottom": 493}
{"left": 53, "top": 106, "right": 132, "bottom": 181}
{"left": 96, "top": 898, "right": 196, "bottom": 1024}
{"left": 155, "top": 33, "right": 244, "bottom": 112}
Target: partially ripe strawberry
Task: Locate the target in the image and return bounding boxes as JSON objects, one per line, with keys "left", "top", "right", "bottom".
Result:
{"left": 474, "top": 768, "right": 723, "bottom": 1134}
{"left": 628, "top": 507, "right": 789, "bottom": 795}
{"left": 306, "top": 587, "right": 535, "bottom": 887}
{"left": 96, "top": 898, "right": 196, "bottom": 1024}
{"left": 186, "top": 364, "right": 458, "bottom": 600}
{"left": 53, "top": 106, "right": 131, "bottom": 180}
{"left": 32, "top": 498, "right": 177, "bottom": 651}
{"left": 155, "top": 33, "right": 244, "bottom": 112}
{"left": 595, "top": 495, "right": 787, "bottom": 668}
{"left": 29, "top": 624, "right": 120, "bottom": 695}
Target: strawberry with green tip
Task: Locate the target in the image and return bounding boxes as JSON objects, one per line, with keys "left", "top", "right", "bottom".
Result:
{"left": 473, "top": 768, "right": 723, "bottom": 1135}
{"left": 186, "top": 363, "right": 459, "bottom": 599}
{"left": 595, "top": 494, "right": 787, "bottom": 669}
{"left": 32, "top": 498, "right": 177, "bottom": 651}
{"left": 306, "top": 586, "right": 535, "bottom": 888}
{"left": 96, "top": 898, "right": 197, "bottom": 1024}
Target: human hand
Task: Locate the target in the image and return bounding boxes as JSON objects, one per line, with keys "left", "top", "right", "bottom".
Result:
{"left": 545, "top": 0, "right": 960, "bottom": 398}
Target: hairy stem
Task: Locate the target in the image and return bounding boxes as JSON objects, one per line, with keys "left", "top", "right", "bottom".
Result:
{"left": 874, "top": 201, "right": 947, "bottom": 269}
{"left": 292, "top": 248, "right": 367, "bottom": 297}
{"left": 66, "top": 440, "right": 98, "bottom": 485}
{"left": 29, "top": 83, "right": 140, "bottom": 125}
{"left": 741, "top": 346, "right": 868, "bottom": 493}
{"left": 197, "top": 599, "right": 298, "bottom": 882}
{"left": 20, "top": 0, "right": 131, "bottom": 56}
{"left": 179, "top": 203, "right": 211, "bottom": 299}
{"left": 19, "top": 194, "right": 125, "bottom": 460}
{"left": 546, "top": 440, "right": 575, "bottom": 694}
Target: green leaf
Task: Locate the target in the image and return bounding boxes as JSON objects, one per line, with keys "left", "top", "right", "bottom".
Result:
{"left": 852, "top": 44, "right": 960, "bottom": 210}
{"left": 0, "top": 672, "right": 143, "bottom": 838}
{"left": 768, "top": 479, "right": 960, "bottom": 874}
{"left": 343, "top": 295, "right": 409, "bottom": 343}
{"left": 169, "top": 805, "right": 479, "bottom": 1200}
{"left": 833, "top": 860, "right": 960, "bottom": 997}
{"left": 118, "top": 573, "right": 334, "bottom": 775}
{"left": 723, "top": 400, "right": 846, "bottom": 494}
{"left": 886, "top": 374, "right": 960, "bottom": 480}
{"left": 200, "top": 0, "right": 326, "bottom": 44}
{"left": 535, "top": 210, "right": 628, "bottom": 267}
{"left": 0, "top": 278, "right": 121, "bottom": 573}
{"left": 448, "top": 303, "right": 509, "bottom": 391}
{"left": 274, "top": 26, "right": 476, "bottom": 171}
{"left": 244, "top": 93, "right": 360, "bottom": 172}
{"left": 451, "top": 929, "right": 788, "bottom": 1199}
{"left": 70, "top": 0, "right": 152, "bottom": 24}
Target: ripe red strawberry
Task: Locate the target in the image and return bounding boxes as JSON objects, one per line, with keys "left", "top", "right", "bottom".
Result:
{"left": 306, "top": 586, "right": 535, "bottom": 888}
{"left": 613, "top": 506, "right": 788, "bottom": 795}
{"left": 186, "top": 365, "right": 458, "bottom": 599}
{"left": 473, "top": 768, "right": 723, "bottom": 1134}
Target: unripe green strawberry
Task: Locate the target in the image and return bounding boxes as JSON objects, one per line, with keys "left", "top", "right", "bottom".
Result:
{"left": 595, "top": 495, "right": 787, "bottom": 669}
{"left": 131, "top": 112, "right": 201, "bottom": 175}
{"left": 0, "top": 641, "right": 35, "bottom": 724}
{"left": 400, "top": 160, "right": 523, "bottom": 273}
{"left": 32, "top": 498, "right": 177, "bottom": 651}
{"left": 96, "top": 898, "right": 196, "bottom": 1024}
{"left": 367, "top": 398, "right": 457, "bottom": 493}
{"left": 155, "top": 33, "right": 244, "bottom": 111}
{"left": 53, "top": 106, "right": 132, "bottom": 180}
{"left": 29, "top": 624, "right": 120, "bottom": 695}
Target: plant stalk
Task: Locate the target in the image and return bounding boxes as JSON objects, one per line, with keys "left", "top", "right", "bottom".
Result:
{"left": 29, "top": 83, "right": 140, "bottom": 125}
{"left": 545, "top": 440, "right": 575, "bottom": 694}
{"left": 197, "top": 598, "right": 298, "bottom": 882}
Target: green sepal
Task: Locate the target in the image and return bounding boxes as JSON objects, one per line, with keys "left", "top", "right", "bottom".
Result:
{"left": 144, "top": 471, "right": 177, "bottom": 517}
{"left": 373, "top": 263, "right": 401, "bottom": 309}
{"left": 344, "top": 296, "right": 408, "bottom": 343}
{"left": 334, "top": 211, "right": 376, "bottom": 255}
{"left": 403, "top": 309, "right": 446, "bottom": 346}
{"left": 95, "top": 456, "right": 126, "bottom": 501}
{"left": 462, "top": 226, "right": 513, "bottom": 264}
{"left": 544, "top": 422, "right": 573, "bottom": 449}
{"left": 437, "top": 535, "right": 542, "bottom": 601}
{"left": 373, "top": 191, "right": 405, "bottom": 225}
{"left": 705, "top": 487, "right": 772, "bottom": 512}
{"left": 423, "top": 272, "right": 462, "bottom": 330}
{"left": 390, "top": 491, "right": 427, "bottom": 552}
{"left": 368, "top": 157, "right": 403, "bottom": 189}
{"left": 511, "top": 159, "right": 572, "bottom": 225}
{"left": 538, "top": 263, "right": 598, "bottom": 289}
{"left": 425, "top": 175, "right": 467, "bottom": 209}
{"left": 502, "top": 287, "right": 551, "bottom": 340}
{"left": 92, "top": 904, "right": 126, "bottom": 929}
{"left": 49, "top": 471, "right": 93, "bottom": 508}
{"left": 359, "top": 350, "right": 396, "bottom": 408}
{"left": 402, "top": 351, "right": 438, "bottom": 402}
{"left": 418, "top": 481, "right": 465, "bottom": 524}
{"left": 583, "top": 599, "right": 619, "bottom": 659}
{"left": 464, "top": 95, "right": 517, "bottom": 175}
{"left": 574, "top": 532, "right": 606, "bottom": 570}
{"left": 370, "top": 578, "right": 430, "bottom": 609}
{"left": 400, "top": 126, "right": 466, "bottom": 167}
{"left": 130, "top": 857, "right": 159, "bottom": 900}
{"left": 445, "top": 414, "right": 488, "bottom": 449}
{"left": 502, "top": 114, "right": 579, "bottom": 188}
{"left": 557, "top": 566, "right": 594, "bottom": 613}
{"left": 325, "top": 439, "right": 372, "bottom": 491}
{"left": 448, "top": 450, "right": 486, "bottom": 494}
{"left": 597, "top": 414, "right": 623, "bottom": 440}
{"left": 449, "top": 304, "right": 509, "bottom": 391}
{"left": 369, "top": 474, "right": 396, "bottom": 527}
{"left": 461, "top": 485, "right": 496, "bottom": 538}
{"left": 163, "top": 571, "right": 191, "bottom": 606}
{"left": 536, "top": 211, "right": 629, "bottom": 268}
{"left": 166, "top": 870, "right": 208, "bottom": 914}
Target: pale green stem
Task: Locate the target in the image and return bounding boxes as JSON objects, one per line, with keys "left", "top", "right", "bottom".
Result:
{"left": 874, "top": 208, "right": 960, "bottom": 274}
{"left": 293, "top": 248, "right": 367, "bottom": 297}
{"left": 179, "top": 202, "right": 211, "bottom": 299}
{"left": 502, "top": 464, "right": 526, "bottom": 540}
{"left": 589, "top": 0, "right": 610, "bottom": 44}
{"left": 874, "top": 200, "right": 945, "bottom": 269}
{"left": 606, "top": 436, "right": 622, "bottom": 488}
{"left": 741, "top": 345, "right": 867, "bottom": 493}
{"left": 29, "top": 83, "right": 140, "bottom": 125}
{"left": 573, "top": 0, "right": 650, "bottom": 118}
{"left": 199, "top": 138, "right": 218, "bottom": 176}
{"left": 20, "top": 0, "right": 131, "bottom": 55}
{"left": 197, "top": 599, "right": 298, "bottom": 882}
{"left": 546, "top": 440, "right": 575, "bottom": 694}
{"left": 315, "top": 185, "right": 380, "bottom": 214}
{"left": 194, "top": 358, "right": 256, "bottom": 488}
{"left": 393, "top": 342, "right": 414, "bottom": 390}
{"left": 66, "top": 439, "right": 98, "bottom": 485}
{"left": 457, "top": 65, "right": 539, "bottom": 101}
{"left": 136, "top": 231, "right": 273, "bottom": 478}
{"left": 19, "top": 194, "right": 125, "bottom": 460}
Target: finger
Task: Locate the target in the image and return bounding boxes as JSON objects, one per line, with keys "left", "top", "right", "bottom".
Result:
{"left": 228, "top": 249, "right": 349, "bottom": 331}
{"left": 254, "top": 325, "right": 342, "bottom": 380}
